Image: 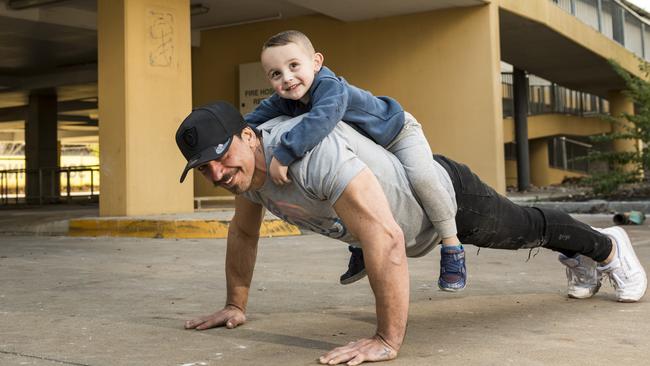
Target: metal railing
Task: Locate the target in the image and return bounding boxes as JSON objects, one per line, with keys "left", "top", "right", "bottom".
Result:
{"left": 502, "top": 72, "right": 609, "bottom": 117}
{"left": 549, "top": 136, "right": 593, "bottom": 172}
{"left": 551, "top": 0, "right": 650, "bottom": 60}
{"left": 0, "top": 165, "right": 100, "bottom": 205}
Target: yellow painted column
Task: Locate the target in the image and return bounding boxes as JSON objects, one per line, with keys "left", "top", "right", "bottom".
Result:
{"left": 98, "top": 0, "right": 193, "bottom": 216}
{"left": 428, "top": 2, "right": 506, "bottom": 193}
{"left": 608, "top": 91, "right": 638, "bottom": 159}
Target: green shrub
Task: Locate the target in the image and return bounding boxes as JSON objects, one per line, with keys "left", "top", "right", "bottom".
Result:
{"left": 582, "top": 60, "right": 650, "bottom": 194}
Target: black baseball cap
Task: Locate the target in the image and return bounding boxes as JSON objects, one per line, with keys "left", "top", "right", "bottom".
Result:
{"left": 176, "top": 101, "right": 247, "bottom": 183}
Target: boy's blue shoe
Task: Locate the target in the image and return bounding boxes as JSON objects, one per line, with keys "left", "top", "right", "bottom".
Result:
{"left": 438, "top": 245, "right": 466, "bottom": 292}
{"left": 340, "top": 246, "right": 367, "bottom": 285}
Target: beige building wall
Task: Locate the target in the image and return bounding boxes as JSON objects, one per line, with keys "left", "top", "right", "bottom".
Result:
{"left": 98, "top": 0, "right": 193, "bottom": 216}
{"left": 502, "top": 113, "right": 609, "bottom": 187}
{"left": 503, "top": 114, "right": 612, "bottom": 143}
{"left": 504, "top": 159, "right": 517, "bottom": 187}
{"left": 192, "top": 4, "right": 505, "bottom": 196}
{"left": 530, "top": 138, "right": 586, "bottom": 187}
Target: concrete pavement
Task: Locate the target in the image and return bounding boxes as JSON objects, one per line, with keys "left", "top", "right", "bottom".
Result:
{"left": 1, "top": 214, "right": 649, "bottom": 365}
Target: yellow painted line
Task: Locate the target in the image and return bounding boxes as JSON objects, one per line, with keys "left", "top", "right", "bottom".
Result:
{"left": 68, "top": 219, "right": 301, "bottom": 238}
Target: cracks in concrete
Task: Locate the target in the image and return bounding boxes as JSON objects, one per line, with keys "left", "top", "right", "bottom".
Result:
{"left": 0, "top": 349, "right": 92, "bottom": 366}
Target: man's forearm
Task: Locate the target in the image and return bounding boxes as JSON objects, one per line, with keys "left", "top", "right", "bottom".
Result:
{"left": 183, "top": 198, "right": 263, "bottom": 333}
{"left": 225, "top": 218, "right": 260, "bottom": 311}
{"left": 333, "top": 168, "right": 410, "bottom": 351}
{"left": 362, "top": 226, "right": 409, "bottom": 349}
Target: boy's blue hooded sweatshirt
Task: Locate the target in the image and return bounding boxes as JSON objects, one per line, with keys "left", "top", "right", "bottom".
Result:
{"left": 245, "top": 66, "right": 405, "bottom": 165}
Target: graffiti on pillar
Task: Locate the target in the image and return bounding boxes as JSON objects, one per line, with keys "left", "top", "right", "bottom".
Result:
{"left": 148, "top": 10, "right": 174, "bottom": 67}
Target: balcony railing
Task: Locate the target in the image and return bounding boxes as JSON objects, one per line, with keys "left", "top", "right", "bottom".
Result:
{"left": 502, "top": 72, "right": 609, "bottom": 117}
{"left": 551, "top": 0, "right": 650, "bottom": 60}
{"left": 0, "top": 165, "right": 100, "bottom": 205}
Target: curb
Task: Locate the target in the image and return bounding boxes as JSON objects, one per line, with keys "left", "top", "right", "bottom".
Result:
{"left": 515, "top": 200, "right": 650, "bottom": 214}
{"left": 68, "top": 218, "right": 301, "bottom": 239}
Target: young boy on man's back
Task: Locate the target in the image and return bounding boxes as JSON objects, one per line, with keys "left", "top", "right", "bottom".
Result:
{"left": 245, "top": 30, "right": 466, "bottom": 291}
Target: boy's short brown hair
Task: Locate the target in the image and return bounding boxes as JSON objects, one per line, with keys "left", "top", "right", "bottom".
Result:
{"left": 262, "top": 30, "right": 315, "bottom": 54}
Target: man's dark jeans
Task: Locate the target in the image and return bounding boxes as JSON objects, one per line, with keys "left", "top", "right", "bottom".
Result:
{"left": 433, "top": 155, "right": 612, "bottom": 262}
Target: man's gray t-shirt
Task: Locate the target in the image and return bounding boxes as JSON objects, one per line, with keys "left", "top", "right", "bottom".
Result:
{"left": 243, "top": 115, "right": 456, "bottom": 258}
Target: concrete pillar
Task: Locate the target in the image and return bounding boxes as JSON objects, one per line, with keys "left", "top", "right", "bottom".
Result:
{"left": 608, "top": 90, "right": 639, "bottom": 174}
{"left": 513, "top": 67, "right": 530, "bottom": 191}
{"left": 25, "top": 88, "right": 59, "bottom": 204}
{"left": 440, "top": 3, "right": 506, "bottom": 193}
{"left": 98, "top": 0, "right": 193, "bottom": 216}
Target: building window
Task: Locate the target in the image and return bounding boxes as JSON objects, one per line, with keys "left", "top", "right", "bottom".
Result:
{"left": 548, "top": 136, "right": 592, "bottom": 173}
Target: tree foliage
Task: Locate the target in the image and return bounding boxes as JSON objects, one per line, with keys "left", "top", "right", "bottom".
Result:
{"left": 582, "top": 59, "right": 650, "bottom": 194}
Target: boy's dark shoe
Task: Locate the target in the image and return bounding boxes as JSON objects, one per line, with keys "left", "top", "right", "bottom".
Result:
{"left": 340, "top": 246, "right": 367, "bottom": 285}
{"left": 438, "top": 245, "right": 467, "bottom": 292}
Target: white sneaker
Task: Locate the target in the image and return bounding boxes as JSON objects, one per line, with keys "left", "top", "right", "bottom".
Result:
{"left": 597, "top": 226, "right": 647, "bottom": 302}
{"left": 558, "top": 253, "right": 601, "bottom": 299}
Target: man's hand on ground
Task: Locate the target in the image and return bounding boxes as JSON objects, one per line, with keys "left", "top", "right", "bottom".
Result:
{"left": 319, "top": 335, "right": 398, "bottom": 365}
{"left": 184, "top": 305, "right": 246, "bottom": 330}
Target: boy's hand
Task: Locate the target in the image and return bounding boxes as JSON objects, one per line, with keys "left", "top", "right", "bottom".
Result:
{"left": 270, "top": 156, "right": 291, "bottom": 185}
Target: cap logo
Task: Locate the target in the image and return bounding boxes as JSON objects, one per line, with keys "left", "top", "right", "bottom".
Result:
{"left": 182, "top": 127, "right": 198, "bottom": 147}
{"left": 215, "top": 141, "right": 228, "bottom": 155}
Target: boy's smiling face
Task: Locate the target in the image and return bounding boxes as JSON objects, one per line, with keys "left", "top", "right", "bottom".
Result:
{"left": 261, "top": 42, "right": 323, "bottom": 104}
